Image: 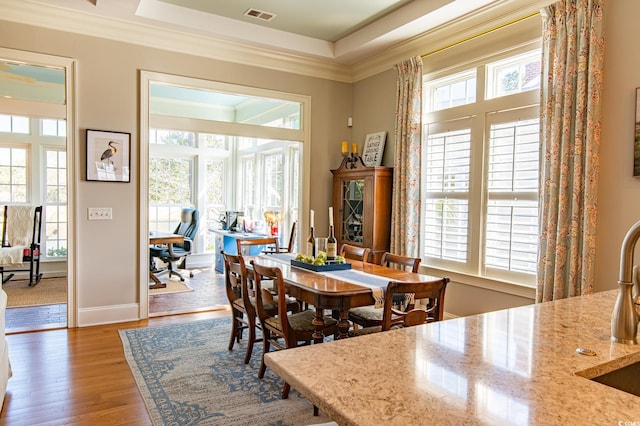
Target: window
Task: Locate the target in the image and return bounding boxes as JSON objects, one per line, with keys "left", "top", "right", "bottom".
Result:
{"left": 426, "top": 70, "right": 477, "bottom": 112}
{"left": 204, "top": 158, "right": 225, "bottom": 250}
{"left": 0, "top": 115, "right": 67, "bottom": 258}
{"left": 263, "top": 151, "right": 284, "bottom": 209}
{"left": 41, "top": 119, "right": 67, "bottom": 137}
{"left": 486, "top": 50, "right": 541, "bottom": 99}
{"left": 422, "top": 46, "right": 541, "bottom": 285}
{"left": 0, "top": 145, "right": 29, "bottom": 203}
{"left": 0, "top": 114, "right": 29, "bottom": 134}
{"left": 45, "top": 148, "right": 67, "bottom": 257}
{"left": 236, "top": 141, "right": 299, "bottom": 244}
{"left": 149, "top": 156, "right": 193, "bottom": 233}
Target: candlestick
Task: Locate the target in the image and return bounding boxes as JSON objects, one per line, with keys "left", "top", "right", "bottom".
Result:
{"left": 310, "top": 209, "right": 314, "bottom": 229}
{"left": 352, "top": 143, "right": 358, "bottom": 154}
{"left": 341, "top": 141, "right": 348, "bottom": 156}
{"left": 329, "top": 207, "right": 334, "bottom": 226}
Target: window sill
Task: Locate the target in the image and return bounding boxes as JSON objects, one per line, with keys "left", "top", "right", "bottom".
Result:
{"left": 420, "top": 265, "right": 536, "bottom": 300}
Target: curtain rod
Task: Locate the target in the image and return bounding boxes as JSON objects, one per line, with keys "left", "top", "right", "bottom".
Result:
{"left": 420, "top": 11, "right": 541, "bottom": 59}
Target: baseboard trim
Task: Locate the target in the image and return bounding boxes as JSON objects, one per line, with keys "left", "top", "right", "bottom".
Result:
{"left": 77, "top": 303, "right": 139, "bottom": 327}
{"left": 443, "top": 312, "right": 459, "bottom": 320}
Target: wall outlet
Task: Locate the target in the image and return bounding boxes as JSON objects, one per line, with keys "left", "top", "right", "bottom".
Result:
{"left": 88, "top": 207, "right": 112, "bottom": 220}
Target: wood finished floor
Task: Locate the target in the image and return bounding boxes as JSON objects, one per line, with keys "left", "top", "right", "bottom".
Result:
{"left": 1, "top": 310, "right": 232, "bottom": 425}
{"left": 1, "top": 267, "right": 233, "bottom": 424}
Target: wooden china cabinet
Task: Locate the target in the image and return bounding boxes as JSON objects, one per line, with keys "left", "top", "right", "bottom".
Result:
{"left": 331, "top": 158, "right": 393, "bottom": 264}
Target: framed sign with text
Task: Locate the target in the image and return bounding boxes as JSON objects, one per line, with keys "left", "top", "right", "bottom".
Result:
{"left": 362, "top": 131, "right": 386, "bottom": 167}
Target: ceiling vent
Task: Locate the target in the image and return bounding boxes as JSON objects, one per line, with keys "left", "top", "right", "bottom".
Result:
{"left": 244, "top": 8, "right": 276, "bottom": 22}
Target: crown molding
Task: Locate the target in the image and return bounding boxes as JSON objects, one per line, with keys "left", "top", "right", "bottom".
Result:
{"left": 0, "top": 0, "right": 353, "bottom": 83}
{"left": 0, "top": 0, "right": 554, "bottom": 85}
{"left": 351, "top": 0, "right": 552, "bottom": 82}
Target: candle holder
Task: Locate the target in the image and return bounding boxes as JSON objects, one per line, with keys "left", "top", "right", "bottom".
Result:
{"left": 338, "top": 152, "right": 366, "bottom": 169}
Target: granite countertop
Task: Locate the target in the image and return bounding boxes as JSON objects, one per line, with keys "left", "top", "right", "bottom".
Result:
{"left": 264, "top": 290, "right": 640, "bottom": 425}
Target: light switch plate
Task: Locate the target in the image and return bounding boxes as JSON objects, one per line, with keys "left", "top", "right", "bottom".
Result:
{"left": 88, "top": 207, "right": 112, "bottom": 220}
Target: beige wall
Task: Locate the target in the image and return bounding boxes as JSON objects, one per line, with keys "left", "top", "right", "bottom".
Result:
{"left": 594, "top": 0, "right": 640, "bottom": 293}
{"left": 0, "top": 20, "right": 351, "bottom": 323}
{"left": 351, "top": 70, "right": 396, "bottom": 167}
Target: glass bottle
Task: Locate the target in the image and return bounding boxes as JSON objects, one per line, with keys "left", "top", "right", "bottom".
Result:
{"left": 327, "top": 225, "right": 337, "bottom": 261}
{"left": 306, "top": 226, "right": 316, "bottom": 258}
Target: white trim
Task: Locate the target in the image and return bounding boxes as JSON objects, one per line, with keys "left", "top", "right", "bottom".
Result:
{"left": 423, "top": 265, "right": 536, "bottom": 299}
{"left": 139, "top": 71, "right": 150, "bottom": 320}
{"left": 77, "top": 303, "right": 139, "bottom": 327}
{"left": 139, "top": 71, "right": 312, "bottom": 319}
{"left": 0, "top": 47, "right": 76, "bottom": 328}
{"left": 443, "top": 312, "right": 459, "bottom": 320}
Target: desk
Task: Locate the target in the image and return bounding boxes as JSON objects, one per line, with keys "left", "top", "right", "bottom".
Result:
{"left": 149, "top": 232, "right": 184, "bottom": 289}
{"left": 212, "top": 230, "right": 270, "bottom": 272}
{"left": 246, "top": 254, "right": 443, "bottom": 341}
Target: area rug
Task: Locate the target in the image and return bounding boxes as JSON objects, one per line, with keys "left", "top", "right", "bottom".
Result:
{"left": 3, "top": 277, "right": 67, "bottom": 307}
{"left": 119, "top": 317, "right": 329, "bottom": 426}
{"left": 149, "top": 279, "right": 193, "bottom": 296}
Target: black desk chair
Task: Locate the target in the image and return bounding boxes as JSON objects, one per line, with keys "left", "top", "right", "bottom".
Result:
{"left": 150, "top": 208, "right": 199, "bottom": 281}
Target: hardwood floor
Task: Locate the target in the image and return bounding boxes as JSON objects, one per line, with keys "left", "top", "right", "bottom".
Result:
{"left": 1, "top": 310, "right": 231, "bottom": 425}
{"left": 0, "top": 266, "right": 231, "bottom": 424}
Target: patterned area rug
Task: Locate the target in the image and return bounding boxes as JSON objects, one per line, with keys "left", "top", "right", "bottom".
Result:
{"left": 119, "top": 317, "right": 329, "bottom": 426}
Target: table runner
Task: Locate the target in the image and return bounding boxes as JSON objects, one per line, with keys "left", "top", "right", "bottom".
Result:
{"left": 264, "top": 253, "right": 388, "bottom": 307}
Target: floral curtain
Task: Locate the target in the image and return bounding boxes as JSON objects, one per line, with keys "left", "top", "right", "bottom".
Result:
{"left": 390, "top": 56, "right": 423, "bottom": 257}
{"left": 537, "top": 0, "right": 605, "bottom": 302}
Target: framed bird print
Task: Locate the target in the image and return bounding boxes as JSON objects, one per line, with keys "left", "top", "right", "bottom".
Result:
{"left": 86, "top": 129, "right": 131, "bottom": 182}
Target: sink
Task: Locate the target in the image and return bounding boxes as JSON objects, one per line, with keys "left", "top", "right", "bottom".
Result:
{"left": 591, "top": 361, "right": 640, "bottom": 397}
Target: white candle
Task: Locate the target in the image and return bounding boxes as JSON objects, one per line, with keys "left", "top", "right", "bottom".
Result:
{"left": 329, "top": 207, "right": 334, "bottom": 226}
{"left": 310, "top": 209, "right": 314, "bottom": 229}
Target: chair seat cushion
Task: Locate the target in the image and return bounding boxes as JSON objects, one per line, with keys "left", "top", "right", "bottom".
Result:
{"left": 265, "top": 309, "right": 338, "bottom": 333}
{"left": 349, "top": 305, "right": 383, "bottom": 322}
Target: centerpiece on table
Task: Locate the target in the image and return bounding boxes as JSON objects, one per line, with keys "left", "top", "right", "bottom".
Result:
{"left": 292, "top": 251, "right": 352, "bottom": 271}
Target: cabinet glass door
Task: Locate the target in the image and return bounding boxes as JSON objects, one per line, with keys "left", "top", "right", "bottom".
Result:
{"left": 342, "top": 179, "right": 364, "bottom": 243}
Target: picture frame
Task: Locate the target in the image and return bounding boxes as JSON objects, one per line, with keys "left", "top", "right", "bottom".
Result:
{"left": 635, "top": 88, "right": 640, "bottom": 176}
{"left": 86, "top": 129, "right": 131, "bottom": 182}
{"left": 362, "top": 131, "right": 387, "bottom": 167}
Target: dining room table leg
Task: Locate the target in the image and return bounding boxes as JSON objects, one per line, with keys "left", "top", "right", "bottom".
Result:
{"left": 312, "top": 308, "right": 325, "bottom": 344}
{"left": 337, "top": 309, "right": 350, "bottom": 339}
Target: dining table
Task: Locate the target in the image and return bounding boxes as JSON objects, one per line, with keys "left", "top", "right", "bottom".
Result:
{"left": 245, "top": 253, "right": 446, "bottom": 341}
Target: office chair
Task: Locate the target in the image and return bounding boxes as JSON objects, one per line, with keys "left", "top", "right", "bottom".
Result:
{"left": 150, "top": 208, "right": 199, "bottom": 282}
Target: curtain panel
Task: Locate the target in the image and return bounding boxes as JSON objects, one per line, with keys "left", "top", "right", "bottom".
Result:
{"left": 537, "top": 0, "right": 605, "bottom": 302}
{"left": 390, "top": 56, "right": 423, "bottom": 258}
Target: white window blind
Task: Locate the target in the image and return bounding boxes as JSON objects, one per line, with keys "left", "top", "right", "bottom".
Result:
{"left": 486, "top": 115, "right": 539, "bottom": 275}
{"left": 424, "top": 121, "right": 472, "bottom": 263}
{"left": 421, "top": 42, "right": 541, "bottom": 286}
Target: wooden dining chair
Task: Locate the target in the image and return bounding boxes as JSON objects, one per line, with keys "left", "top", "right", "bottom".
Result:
{"left": 237, "top": 237, "right": 279, "bottom": 256}
{"left": 379, "top": 252, "right": 421, "bottom": 273}
{"left": 340, "top": 243, "right": 371, "bottom": 262}
{"left": 352, "top": 278, "right": 449, "bottom": 336}
{"left": 348, "top": 252, "right": 422, "bottom": 328}
{"left": 251, "top": 261, "right": 338, "bottom": 400}
{"left": 262, "top": 221, "right": 297, "bottom": 254}
{"left": 224, "top": 252, "right": 300, "bottom": 364}
{"left": 224, "top": 252, "right": 254, "bottom": 364}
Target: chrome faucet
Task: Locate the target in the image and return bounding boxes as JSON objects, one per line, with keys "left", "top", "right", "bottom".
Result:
{"left": 611, "top": 220, "right": 640, "bottom": 344}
